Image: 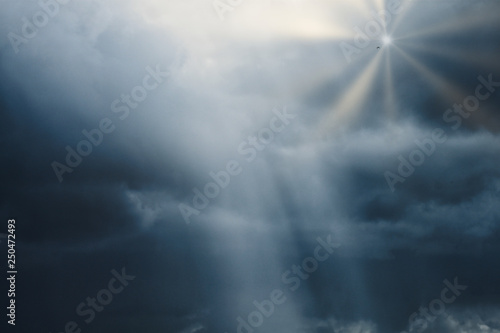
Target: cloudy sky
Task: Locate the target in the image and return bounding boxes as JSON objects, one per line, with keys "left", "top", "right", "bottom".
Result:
{"left": 1, "top": 0, "right": 500, "bottom": 332}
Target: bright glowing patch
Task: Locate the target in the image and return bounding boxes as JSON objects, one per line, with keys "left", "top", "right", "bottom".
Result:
{"left": 382, "top": 35, "right": 392, "bottom": 45}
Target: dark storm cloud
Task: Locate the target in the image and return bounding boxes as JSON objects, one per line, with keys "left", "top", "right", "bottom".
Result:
{"left": 1, "top": 1, "right": 500, "bottom": 333}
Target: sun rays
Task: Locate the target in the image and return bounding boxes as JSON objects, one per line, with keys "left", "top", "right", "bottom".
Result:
{"left": 296, "top": 0, "right": 500, "bottom": 137}
{"left": 317, "top": 53, "right": 384, "bottom": 137}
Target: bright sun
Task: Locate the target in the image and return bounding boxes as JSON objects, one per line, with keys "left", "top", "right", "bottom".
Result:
{"left": 382, "top": 35, "right": 392, "bottom": 45}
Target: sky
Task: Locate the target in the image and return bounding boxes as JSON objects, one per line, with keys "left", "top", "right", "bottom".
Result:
{"left": 1, "top": 0, "right": 500, "bottom": 332}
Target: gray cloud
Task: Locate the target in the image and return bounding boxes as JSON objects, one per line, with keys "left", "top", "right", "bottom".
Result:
{"left": 1, "top": 1, "right": 500, "bottom": 333}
